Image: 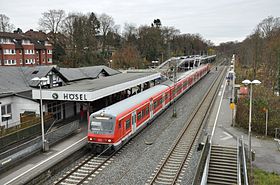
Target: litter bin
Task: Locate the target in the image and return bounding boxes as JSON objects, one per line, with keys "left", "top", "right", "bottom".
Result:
{"left": 44, "top": 140, "right": 49, "bottom": 152}
{"left": 251, "top": 150, "right": 255, "bottom": 161}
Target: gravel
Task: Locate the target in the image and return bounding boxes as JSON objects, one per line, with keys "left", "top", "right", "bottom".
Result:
{"left": 86, "top": 69, "right": 219, "bottom": 185}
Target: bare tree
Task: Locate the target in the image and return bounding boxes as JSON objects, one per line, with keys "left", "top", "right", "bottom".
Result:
{"left": 99, "top": 13, "right": 115, "bottom": 53}
{"left": 0, "top": 14, "right": 14, "bottom": 32}
{"left": 257, "top": 16, "right": 280, "bottom": 38}
{"left": 39, "top": 9, "right": 65, "bottom": 33}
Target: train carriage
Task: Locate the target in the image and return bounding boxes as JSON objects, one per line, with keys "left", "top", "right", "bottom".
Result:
{"left": 88, "top": 64, "right": 210, "bottom": 152}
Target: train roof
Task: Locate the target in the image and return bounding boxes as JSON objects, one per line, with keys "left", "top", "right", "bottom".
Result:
{"left": 92, "top": 64, "right": 208, "bottom": 118}
{"left": 93, "top": 84, "right": 168, "bottom": 117}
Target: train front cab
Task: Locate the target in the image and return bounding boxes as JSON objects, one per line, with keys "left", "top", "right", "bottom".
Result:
{"left": 88, "top": 114, "right": 116, "bottom": 153}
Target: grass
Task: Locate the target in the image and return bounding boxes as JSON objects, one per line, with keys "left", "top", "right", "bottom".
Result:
{"left": 253, "top": 168, "right": 280, "bottom": 185}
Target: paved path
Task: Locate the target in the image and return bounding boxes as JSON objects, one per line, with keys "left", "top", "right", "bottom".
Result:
{"left": 0, "top": 121, "right": 88, "bottom": 185}
{"left": 207, "top": 67, "right": 280, "bottom": 174}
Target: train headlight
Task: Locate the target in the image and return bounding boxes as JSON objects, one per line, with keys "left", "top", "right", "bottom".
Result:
{"left": 108, "top": 139, "right": 112, "bottom": 142}
{"left": 89, "top": 138, "right": 92, "bottom": 141}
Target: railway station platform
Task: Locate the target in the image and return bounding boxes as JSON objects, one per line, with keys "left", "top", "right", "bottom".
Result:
{"left": 206, "top": 68, "right": 280, "bottom": 174}
{"left": 0, "top": 121, "right": 88, "bottom": 185}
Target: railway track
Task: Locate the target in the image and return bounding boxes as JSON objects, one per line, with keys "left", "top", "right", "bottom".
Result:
{"left": 53, "top": 147, "right": 115, "bottom": 185}
{"left": 146, "top": 66, "right": 226, "bottom": 185}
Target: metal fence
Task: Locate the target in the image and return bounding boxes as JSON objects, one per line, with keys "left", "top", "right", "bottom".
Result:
{"left": 0, "top": 120, "right": 80, "bottom": 173}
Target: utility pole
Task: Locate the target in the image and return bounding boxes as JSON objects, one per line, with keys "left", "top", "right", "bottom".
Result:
{"left": 172, "top": 63, "right": 177, "bottom": 117}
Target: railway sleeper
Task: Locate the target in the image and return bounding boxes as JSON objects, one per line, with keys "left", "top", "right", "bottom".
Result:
{"left": 77, "top": 168, "right": 90, "bottom": 173}
{"left": 65, "top": 178, "right": 82, "bottom": 183}
{"left": 69, "top": 175, "right": 84, "bottom": 180}
{"left": 81, "top": 166, "right": 95, "bottom": 171}
{"left": 158, "top": 172, "right": 176, "bottom": 179}
{"left": 168, "top": 157, "right": 183, "bottom": 162}
{"left": 165, "top": 162, "right": 181, "bottom": 167}
{"left": 161, "top": 167, "right": 178, "bottom": 173}
{"left": 73, "top": 172, "right": 87, "bottom": 176}
{"left": 155, "top": 176, "right": 174, "bottom": 183}
{"left": 60, "top": 182, "right": 76, "bottom": 185}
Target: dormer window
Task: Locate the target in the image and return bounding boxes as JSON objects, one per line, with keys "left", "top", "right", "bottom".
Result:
{"left": 22, "top": 40, "right": 31, "bottom": 44}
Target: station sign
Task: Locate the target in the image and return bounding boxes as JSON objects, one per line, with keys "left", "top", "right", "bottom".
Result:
{"left": 32, "top": 90, "right": 92, "bottom": 102}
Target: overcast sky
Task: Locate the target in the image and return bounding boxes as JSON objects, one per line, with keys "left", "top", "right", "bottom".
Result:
{"left": 1, "top": 0, "right": 279, "bottom": 45}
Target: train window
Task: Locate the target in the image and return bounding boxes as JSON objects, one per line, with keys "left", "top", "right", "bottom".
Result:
{"left": 126, "top": 119, "right": 131, "bottom": 129}
{"left": 142, "top": 109, "right": 145, "bottom": 117}
{"left": 146, "top": 107, "right": 149, "bottom": 115}
{"left": 153, "top": 102, "right": 157, "bottom": 109}
{"left": 137, "top": 112, "right": 142, "bottom": 120}
{"left": 165, "top": 94, "right": 169, "bottom": 100}
{"left": 118, "top": 121, "right": 121, "bottom": 129}
{"left": 159, "top": 98, "right": 163, "bottom": 104}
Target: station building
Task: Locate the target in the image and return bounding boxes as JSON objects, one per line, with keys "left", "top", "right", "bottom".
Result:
{"left": 0, "top": 65, "right": 161, "bottom": 129}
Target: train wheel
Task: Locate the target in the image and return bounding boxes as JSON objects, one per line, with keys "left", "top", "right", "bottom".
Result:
{"left": 95, "top": 145, "right": 104, "bottom": 154}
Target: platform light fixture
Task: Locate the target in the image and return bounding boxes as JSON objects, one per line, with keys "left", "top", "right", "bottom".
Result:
{"left": 32, "top": 76, "right": 48, "bottom": 152}
{"left": 242, "top": 79, "right": 261, "bottom": 181}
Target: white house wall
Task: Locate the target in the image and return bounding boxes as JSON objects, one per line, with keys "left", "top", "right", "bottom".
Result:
{"left": 0, "top": 96, "right": 40, "bottom": 128}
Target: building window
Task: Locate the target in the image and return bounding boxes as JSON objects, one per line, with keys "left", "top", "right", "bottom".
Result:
{"left": 19, "top": 50, "right": 22, "bottom": 54}
{"left": 47, "top": 58, "right": 52, "bottom": 63}
{"left": 22, "top": 40, "right": 31, "bottom": 44}
{"left": 1, "top": 104, "right": 12, "bottom": 122}
{"left": 47, "top": 50, "right": 52, "bottom": 54}
{"left": 0, "top": 38, "right": 12, "bottom": 44}
{"left": 25, "top": 59, "right": 31, "bottom": 64}
{"left": 47, "top": 102, "right": 62, "bottom": 121}
{"left": 42, "top": 50, "right": 45, "bottom": 54}
{"left": 43, "top": 58, "right": 45, "bottom": 63}
{"left": 20, "top": 59, "right": 22, "bottom": 64}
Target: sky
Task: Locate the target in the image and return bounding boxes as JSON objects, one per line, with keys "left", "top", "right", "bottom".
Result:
{"left": 0, "top": 0, "right": 280, "bottom": 45}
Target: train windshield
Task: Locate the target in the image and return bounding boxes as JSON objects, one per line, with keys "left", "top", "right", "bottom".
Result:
{"left": 90, "top": 118, "right": 114, "bottom": 134}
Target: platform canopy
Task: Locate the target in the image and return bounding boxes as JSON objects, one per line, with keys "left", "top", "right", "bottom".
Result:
{"left": 32, "top": 72, "right": 161, "bottom": 102}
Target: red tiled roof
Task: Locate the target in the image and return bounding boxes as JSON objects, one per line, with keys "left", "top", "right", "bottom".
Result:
{"left": 240, "top": 87, "right": 249, "bottom": 95}
{"left": 25, "top": 30, "right": 48, "bottom": 41}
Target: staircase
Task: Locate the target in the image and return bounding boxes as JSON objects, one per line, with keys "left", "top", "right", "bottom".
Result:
{"left": 207, "top": 145, "right": 238, "bottom": 185}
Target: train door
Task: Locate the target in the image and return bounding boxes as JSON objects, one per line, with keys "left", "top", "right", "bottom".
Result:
{"left": 162, "top": 93, "right": 165, "bottom": 107}
{"left": 150, "top": 99, "right": 153, "bottom": 118}
{"left": 132, "top": 112, "right": 136, "bottom": 133}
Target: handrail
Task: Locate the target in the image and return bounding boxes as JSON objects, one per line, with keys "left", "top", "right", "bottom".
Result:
{"left": 200, "top": 144, "right": 211, "bottom": 185}
{"left": 237, "top": 137, "right": 241, "bottom": 185}
{"left": 241, "top": 136, "right": 249, "bottom": 185}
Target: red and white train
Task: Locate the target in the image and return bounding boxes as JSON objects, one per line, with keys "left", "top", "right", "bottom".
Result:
{"left": 88, "top": 64, "right": 210, "bottom": 152}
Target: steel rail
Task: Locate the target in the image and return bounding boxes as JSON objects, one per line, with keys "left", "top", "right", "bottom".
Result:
{"left": 148, "top": 66, "right": 227, "bottom": 185}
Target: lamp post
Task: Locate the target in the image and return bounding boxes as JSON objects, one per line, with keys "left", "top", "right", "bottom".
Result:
{"left": 242, "top": 79, "right": 261, "bottom": 181}
{"left": 228, "top": 70, "right": 235, "bottom": 126}
{"left": 32, "top": 77, "right": 48, "bottom": 152}
{"left": 170, "top": 63, "right": 177, "bottom": 118}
